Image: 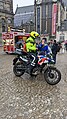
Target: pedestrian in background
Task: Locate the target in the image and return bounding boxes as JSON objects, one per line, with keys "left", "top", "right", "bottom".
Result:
{"left": 61, "top": 42, "right": 65, "bottom": 53}
{"left": 49, "top": 39, "right": 53, "bottom": 50}
{"left": 65, "top": 43, "right": 67, "bottom": 52}
{"left": 52, "top": 40, "right": 58, "bottom": 64}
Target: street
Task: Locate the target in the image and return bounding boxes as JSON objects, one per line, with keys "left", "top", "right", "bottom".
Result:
{"left": 0, "top": 47, "right": 67, "bottom": 119}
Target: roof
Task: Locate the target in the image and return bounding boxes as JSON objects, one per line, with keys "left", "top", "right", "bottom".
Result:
{"left": 62, "top": 0, "right": 67, "bottom": 7}
{"left": 15, "top": 5, "right": 34, "bottom": 14}
{"left": 14, "top": 5, "right": 34, "bottom": 27}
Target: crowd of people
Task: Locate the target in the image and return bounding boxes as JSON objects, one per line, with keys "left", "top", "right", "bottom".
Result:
{"left": 16, "top": 31, "right": 67, "bottom": 76}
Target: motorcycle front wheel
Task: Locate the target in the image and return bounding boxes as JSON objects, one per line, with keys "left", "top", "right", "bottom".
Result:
{"left": 13, "top": 62, "right": 25, "bottom": 77}
{"left": 44, "top": 66, "right": 61, "bottom": 85}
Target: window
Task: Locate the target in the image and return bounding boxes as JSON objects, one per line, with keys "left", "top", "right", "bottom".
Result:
{"left": 37, "top": 7, "right": 40, "bottom": 34}
{"left": 5, "top": 3, "right": 10, "bottom": 11}
{"left": 60, "top": 33, "right": 65, "bottom": 42}
{"left": 7, "top": 19, "right": 11, "bottom": 24}
{"left": 0, "top": 1, "right": 3, "bottom": 9}
{"left": 2, "top": 18, "right": 6, "bottom": 26}
{"left": 2, "top": 26, "right": 5, "bottom": 32}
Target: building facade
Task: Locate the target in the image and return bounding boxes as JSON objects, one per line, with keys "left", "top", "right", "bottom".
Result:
{"left": 0, "top": 0, "right": 14, "bottom": 34}
{"left": 34, "top": 0, "right": 66, "bottom": 38}
{"left": 14, "top": 5, "right": 34, "bottom": 33}
{"left": 56, "top": 2, "right": 67, "bottom": 42}
{"left": 56, "top": 19, "right": 67, "bottom": 42}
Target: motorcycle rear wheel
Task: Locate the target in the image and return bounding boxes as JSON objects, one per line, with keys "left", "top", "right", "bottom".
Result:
{"left": 13, "top": 62, "right": 25, "bottom": 77}
{"left": 44, "top": 66, "right": 61, "bottom": 85}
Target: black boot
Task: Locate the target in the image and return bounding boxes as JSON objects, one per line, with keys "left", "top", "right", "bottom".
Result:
{"left": 26, "top": 65, "right": 38, "bottom": 76}
{"left": 30, "top": 66, "right": 38, "bottom": 76}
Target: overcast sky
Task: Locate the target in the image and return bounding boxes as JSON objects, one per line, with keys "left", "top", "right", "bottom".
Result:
{"left": 13, "top": 0, "right": 34, "bottom": 13}
{"left": 13, "top": 0, "right": 67, "bottom": 13}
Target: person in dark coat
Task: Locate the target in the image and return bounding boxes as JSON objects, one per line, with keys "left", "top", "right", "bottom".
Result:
{"left": 65, "top": 43, "right": 67, "bottom": 51}
{"left": 52, "top": 40, "right": 58, "bottom": 64}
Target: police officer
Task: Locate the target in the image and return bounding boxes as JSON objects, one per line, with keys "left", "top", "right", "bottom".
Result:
{"left": 26, "top": 31, "right": 39, "bottom": 76}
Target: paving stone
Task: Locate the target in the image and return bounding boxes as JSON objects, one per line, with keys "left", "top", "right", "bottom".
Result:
{"left": 0, "top": 47, "right": 67, "bottom": 119}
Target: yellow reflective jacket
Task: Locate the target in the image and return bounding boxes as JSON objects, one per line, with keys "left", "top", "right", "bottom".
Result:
{"left": 26, "top": 37, "right": 37, "bottom": 52}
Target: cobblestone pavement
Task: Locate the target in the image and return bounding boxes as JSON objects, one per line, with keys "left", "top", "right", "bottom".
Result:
{"left": 0, "top": 47, "right": 67, "bottom": 119}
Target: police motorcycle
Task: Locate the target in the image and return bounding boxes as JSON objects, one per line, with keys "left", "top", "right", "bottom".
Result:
{"left": 13, "top": 48, "right": 61, "bottom": 85}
